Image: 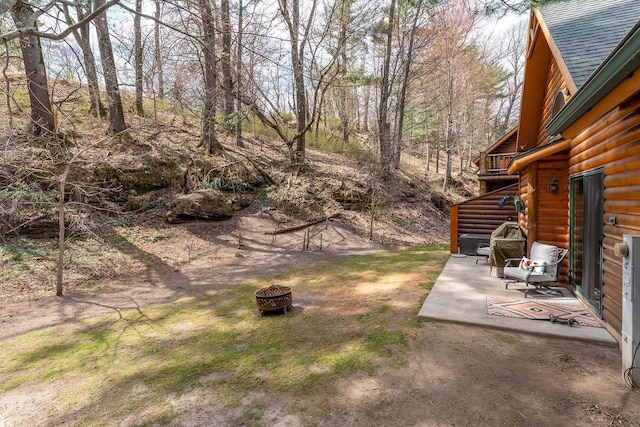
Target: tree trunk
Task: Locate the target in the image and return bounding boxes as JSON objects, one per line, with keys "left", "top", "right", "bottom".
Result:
{"left": 279, "top": 0, "right": 310, "bottom": 167}
{"left": 64, "top": 3, "right": 105, "bottom": 118}
{"left": 337, "top": 0, "right": 351, "bottom": 149}
{"left": 425, "top": 117, "right": 430, "bottom": 173}
{"left": 94, "top": 0, "right": 128, "bottom": 135}
{"left": 355, "top": 87, "right": 361, "bottom": 131}
{"left": 363, "top": 84, "right": 370, "bottom": 132}
{"left": 435, "top": 113, "right": 440, "bottom": 174}
{"left": 292, "top": 0, "right": 307, "bottom": 166}
{"left": 393, "top": 0, "right": 422, "bottom": 169}
{"left": 3, "top": 40, "right": 14, "bottom": 131}
{"left": 199, "top": 0, "right": 220, "bottom": 154}
{"left": 443, "top": 61, "right": 454, "bottom": 190}
{"left": 377, "top": 0, "right": 396, "bottom": 180}
{"left": 56, "top": 162, "right": 71, "bottom": 296}
{"left": 221, "top": 0, "right": 234, "bottom": 131}
{"left": 426, "top": 142, "right": 430, "bottom": 173}
{"left": 134, "top": 0, "right": 144, "bottom": 116}
{"left": 11, "top": 0, "right": 54, "bottom": 137}
{"left": 154, "top": 0, "right": 164, "bottom": 99}
{"left": 235, "top": 0, "right": 244, "bottom": 147}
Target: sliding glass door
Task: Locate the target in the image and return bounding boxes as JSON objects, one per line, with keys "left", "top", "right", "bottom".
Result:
{"left": 570, "top": 171, "right": 604, "bottom": 313}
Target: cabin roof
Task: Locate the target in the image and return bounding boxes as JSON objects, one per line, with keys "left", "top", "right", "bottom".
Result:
{"left": 539, "top": 0, "right": 640, "bottom": 90}
{"left": 547, "top": 19, "right": 640, "bottom": 137}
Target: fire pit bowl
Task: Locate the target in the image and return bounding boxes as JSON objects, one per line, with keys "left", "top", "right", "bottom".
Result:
{"left": 255, "top": 285, "right": 292, "bottom": 315}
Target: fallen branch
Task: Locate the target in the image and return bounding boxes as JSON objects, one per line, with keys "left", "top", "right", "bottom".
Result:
{"left": 266, "top": 213, "right": 339, "bottom": 235}
{"left": 224, "top": 145, "right": 276, "bottom": 186}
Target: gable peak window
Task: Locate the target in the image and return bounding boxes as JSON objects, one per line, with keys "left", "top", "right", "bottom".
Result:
{"left": 552, "top": 88, "right": 568, "bottom": 117}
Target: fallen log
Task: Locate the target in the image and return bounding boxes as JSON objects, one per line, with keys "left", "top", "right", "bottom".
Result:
{"left": 266, "top": 213, "right": 340, "bottom": 235}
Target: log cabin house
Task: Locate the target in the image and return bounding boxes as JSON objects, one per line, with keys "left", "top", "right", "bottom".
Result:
{"left": 472, "top": 127, "right": 519, "bottom": 195}
{"left": 509, "top": 0, "right": 640, "bottom": 342}
{"left": 452, "top": 0, "right": 640, "bottom": 344}
{"left": 450, "top": 126, "right": 519, "bottom": 256}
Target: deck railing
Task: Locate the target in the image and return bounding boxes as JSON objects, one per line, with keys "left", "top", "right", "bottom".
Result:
{"left": 481, "top": 152, "right": 516, "bottom": 174}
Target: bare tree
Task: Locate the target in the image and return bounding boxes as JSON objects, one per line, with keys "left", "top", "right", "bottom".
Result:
{"left": 481, "top": 0, "right": 554, "bottom": 15}
{"left": 61, "top": 1, "right": 106, "bottom": 118}
{"left": 377, "top": 0, "right": 396, "bottom": 180}
{"left": 278, "top": 0, "right": 317, "bottom": 167}
{"left": 134, "top": 0, "right": 144, "bottom": 116}
{"left": 220, "top": 0, "right": 234, "bottom": 131}
{"left": 1, "top": 38, "right": 15, "bottom": 132}
{"left": 412, "top": 0, "right": 507, "bottom": 187}
{"left": 10, "top": 0, "right": 55, "bottom": 137}
{"left": 496, "top": 19, "right": 526, "bottom": 131}
{"left": 231, "top": 0, "right": 342, "bottom": 168}
{"left": 154, "top": 0, "right": 164, "bottom": 99}
{"left": 2, "top": 0, "right": 120, "bottom": 131}
{"left": 311, "top": 0, "right": 373, "bottom": 148}
{"left": 1, "top": 128, "right": 116, "bottom": 296}
{"left": 198, "top": 0, "right": 220, "bottom": 154}
{"left": 235, "top": 0, "right": 244, "bottom": 147}
{"left": 93, "top": 0, "right": 128, "bottom": 134}
{"left": 335, "top": 0, "right": 351, "bottom": 148}
{"left": 393, "top": 0, "right": 425, "bottom": 169}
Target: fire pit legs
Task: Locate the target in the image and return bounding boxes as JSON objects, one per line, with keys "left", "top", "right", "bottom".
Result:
{"left": 257, "top": 303, "right": 291, "bottom": 316}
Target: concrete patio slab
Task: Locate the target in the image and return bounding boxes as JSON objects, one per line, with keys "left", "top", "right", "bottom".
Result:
{"left": 418, "top": 255, "right": 618, "bottom": 346}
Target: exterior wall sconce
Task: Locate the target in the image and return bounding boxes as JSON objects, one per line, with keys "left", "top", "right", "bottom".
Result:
{"left": 548, "top": 177, "right": 559, "bottom": 194}
{"left": 498, "top": 195, "right": 512, "bottom": 207}
{"left": 513, "top": 195, "right": 526, "bottom": 213}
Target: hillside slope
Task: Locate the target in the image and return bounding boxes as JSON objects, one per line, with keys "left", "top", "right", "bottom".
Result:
{"left": 0, "top": 83, "right": 478, "bottom": 301}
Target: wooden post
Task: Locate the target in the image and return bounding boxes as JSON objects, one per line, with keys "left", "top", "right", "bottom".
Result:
{"left": 369, "top": 187, "right": 375, "bottom": 241}
{"left": 450, "top": 204, "right": 459, "bottom": 254}
{"left": 479, "top": 152, "right": 487, "bottom": 174}
{"left": 479, "top": 180, "right": 488, "bottom": 195}
{"left": 528, "top": 165, "right": 538, "bottom": 253}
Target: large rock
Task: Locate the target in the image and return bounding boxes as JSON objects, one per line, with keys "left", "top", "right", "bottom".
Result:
{"left": 93, "top": 154, "right": 182, "bottom": 200}
{"left": 165, "top": 190, "right": 233, "bottom": 223}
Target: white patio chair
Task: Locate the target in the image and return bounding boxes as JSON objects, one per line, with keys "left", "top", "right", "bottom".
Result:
{"left": 503, "top": 241, "right": 568, "bottom": 298}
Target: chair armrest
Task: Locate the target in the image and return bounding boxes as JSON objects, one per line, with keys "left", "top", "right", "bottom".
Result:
{"left": 542, "top": 248, "right": 569, "bottom": 269}
{"left": 504, "top": 257, "right": 521, "bottom": 267}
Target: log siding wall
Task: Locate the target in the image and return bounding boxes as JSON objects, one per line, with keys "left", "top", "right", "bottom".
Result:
{"left": 492, "top": 133, "right": 518, "bottom": 155}
{"left": 567, "top": 92, "right": 640, "bottom": 335}
{"left": 450, "top": 184, "right": 518, "bottom": 253}
{"left": 536, "top": 59, "right": 569, "bottom": 148}
{"left": 518, "top": 155, "right": 570, "bottom": 283}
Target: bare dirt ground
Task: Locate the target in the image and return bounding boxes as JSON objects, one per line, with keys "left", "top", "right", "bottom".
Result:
{"left": 0, "top": 135, "right": 453, "bottom": 340}
{"left": 0, "top": 209, "right": 388, "bottom": 340}
{"left": 2, "top": 211, "right": 640, "bottom": 426}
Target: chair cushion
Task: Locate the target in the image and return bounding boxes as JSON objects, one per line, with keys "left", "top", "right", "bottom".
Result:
{"left": 476, "top": 247, "right": 490, "bottom": 257}
{"left": 518, "top": 257, "right": 547, "bottom": 273}
{"left": 503, "top": 266, "right": 554, "bottom": 282}
{"left": 529, "top": 242, "right": 557, "bottom": 265}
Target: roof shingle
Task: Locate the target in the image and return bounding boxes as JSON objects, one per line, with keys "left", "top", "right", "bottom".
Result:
{"left": 539, "top": 0, "right": 640, "bottom": 89}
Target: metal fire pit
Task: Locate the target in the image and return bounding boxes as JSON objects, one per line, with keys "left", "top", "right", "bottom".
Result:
{"left": 255, "top": 285, "right": 292, "bottom": 315}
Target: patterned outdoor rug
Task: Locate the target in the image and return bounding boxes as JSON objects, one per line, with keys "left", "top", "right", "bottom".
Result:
{"left": 486, "top": 296, "right": 602, "bottom": 328}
